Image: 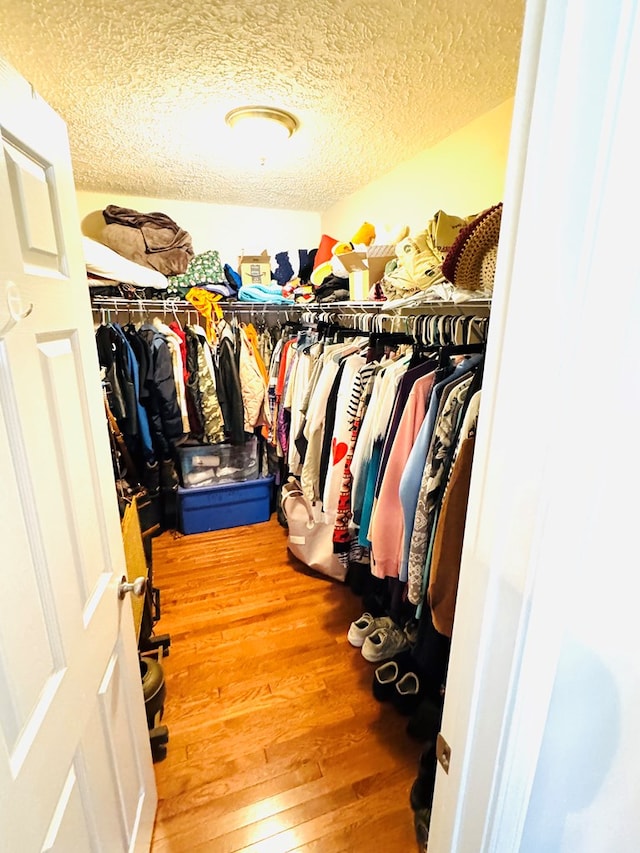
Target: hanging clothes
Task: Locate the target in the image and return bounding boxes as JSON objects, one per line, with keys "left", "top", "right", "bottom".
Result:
{"left": 321, "top": 349, "right": 367, "bottom": 517}
{"left": 332, "top": 359, "right": 378, "bottom": 554}
{"left": 406, "top": 370, "right": 476, "bottom": 604}
{"left": 108, "top": 323, "right": 155, "bottom": 462}
{"left": 427, "top": 393, "right": 480, "bottom": 636}
{"left": 353, "top": 353, "right": 412, "bottom": 547}
{"left": 285, "top": 341, "right": 316, "bottom": 476}
{"left": 189, "top": 325, "right": 226, "bottom": 445}
{"left": 274, "top": 336, "right": 297, "bottom": 460}
{"left": 266, "top": 335, "right": 285, "bottom": 448}
{"left": 169, "top": 320, "right": 202, "bottom": 436}
{"left": 214, "top": 325, "right": 245, "bottom": 444}
{"left": 397, "top": 355, "right": 480, "bottom": 581}
{"left": 238, "top": 325, "right": 269, "bottom": 433}
{"left": 291, "top": 340, "right": 326, "bottom": 472}
{"left": 183, "top": 326, "right": 206, "bottom": 440}
{"left": 300, "top": 340, "right": 363, "bottom": 502}
{"left": 95, "top": 322, "right": 134, "bottom": 429}
{"left": 368, "top": 361, "right": 438, "bottom": 579}
{"left": 153, "top": 317, "right": 190, "bottom": 433}
{"left": 137, "top": 322, "right": 186, "bottom": 458}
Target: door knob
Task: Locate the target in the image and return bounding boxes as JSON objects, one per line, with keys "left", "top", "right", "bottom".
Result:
{"left": 0, "top": 280, "right": 33, "bottom": 338}
{"left": 118, "top": 575, "right": 146, "bottom": 599}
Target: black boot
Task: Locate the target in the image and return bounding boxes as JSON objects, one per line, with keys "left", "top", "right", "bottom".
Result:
{"left": 413, "top": 807, "right": 431, "bottom": 852}
{"left": 144, "top": 460, "right": 160, "bottom": 496}
{"left": 410, "top": 742, "right": 437, "bottom": 811}
{"left": 160, "top": 458, "right": 179, "bottom": 489}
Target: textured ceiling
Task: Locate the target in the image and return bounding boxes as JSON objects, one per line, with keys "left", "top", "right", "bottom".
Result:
{"left": 0, "top": 0, "right": 525, "bottom": 212}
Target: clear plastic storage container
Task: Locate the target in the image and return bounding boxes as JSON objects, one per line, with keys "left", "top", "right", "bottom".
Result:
{"left": 177, "top": 437, "right": 259, "bottom": 488}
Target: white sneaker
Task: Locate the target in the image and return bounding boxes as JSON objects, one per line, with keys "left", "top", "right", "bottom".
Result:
{"left": 361, "top": 623, "right": 410, "bottom": 662}
{"left": 347, "top": 613, "right": 393, "bottom": 647}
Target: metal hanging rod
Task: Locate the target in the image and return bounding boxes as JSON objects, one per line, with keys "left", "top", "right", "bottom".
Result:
{"left": 89, "top": 296, "right": 305, "bottom": 312}
{"left": 297, "top": 310, "right": 489, "bottom": 345}
{"left": 90, "top": 296, "right": 491, "bottom": 319}
{"left": 297, "top": 299, "right": 491, "bottom": 317}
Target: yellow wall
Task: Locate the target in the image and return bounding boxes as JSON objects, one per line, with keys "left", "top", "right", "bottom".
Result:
{"left": 321, "top": 99, "right": 514, "bottom": 242}
{"left": 75, "top": 191, "right": 322, "bottom": 270}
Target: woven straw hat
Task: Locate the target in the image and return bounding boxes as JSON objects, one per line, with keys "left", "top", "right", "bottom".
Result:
{"left": 442, "top": 203, "right": 503, "bottom": 292}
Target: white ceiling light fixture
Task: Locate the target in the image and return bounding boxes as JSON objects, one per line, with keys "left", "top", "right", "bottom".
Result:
{"left": 224, "top": 106, "right": 299, "bottom": 166}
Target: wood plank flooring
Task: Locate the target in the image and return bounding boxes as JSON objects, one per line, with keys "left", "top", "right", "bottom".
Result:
{"left": 149, "top": 517, "right": 420, "bottom": 852}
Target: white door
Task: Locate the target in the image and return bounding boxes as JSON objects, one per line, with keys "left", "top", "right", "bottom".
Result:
{"left": 430, "top": 1, "right": 640, "bottom": 851}
{"left": 0, "top": 58, "right": 156, "bottom": 852}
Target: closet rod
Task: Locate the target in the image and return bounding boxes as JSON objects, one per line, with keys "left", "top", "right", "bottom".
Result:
{"left": 89, "top": 296, "right": 491, "bottom": 319}
{"left": 301, "top": 299, "right": 491, "bottom": 318}
{"left": 300, "top": 310, "right": 489, "bottom": 343}
{"left": 89, "top": 297, "right": 307, "bottom": 313}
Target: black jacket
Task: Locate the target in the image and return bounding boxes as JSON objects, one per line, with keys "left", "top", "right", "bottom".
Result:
{"left": 136, "top": 324, "right": 184, "bottom": 457}
{"left": 214, "top": 336, "right": 245, "bottom": 444}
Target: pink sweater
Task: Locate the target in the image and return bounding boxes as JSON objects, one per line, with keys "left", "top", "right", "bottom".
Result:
{"left": 369, "top": 372, "right": 436, "bottom": 578}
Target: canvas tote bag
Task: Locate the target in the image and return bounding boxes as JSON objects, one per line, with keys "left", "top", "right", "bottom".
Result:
{"left": 280, "top": 479, "right": 347, "bottom": 582}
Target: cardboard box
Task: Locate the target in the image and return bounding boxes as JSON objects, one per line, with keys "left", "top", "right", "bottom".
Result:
{"left": 239, "top": 250, "right": 271, "bottom": 286}
{"left": 338, "top": 245, "right": 395, "bottom": 300}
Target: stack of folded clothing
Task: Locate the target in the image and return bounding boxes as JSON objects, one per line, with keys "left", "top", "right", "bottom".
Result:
{"left": 167, "top": 249, "right": 235, "bottom": 299}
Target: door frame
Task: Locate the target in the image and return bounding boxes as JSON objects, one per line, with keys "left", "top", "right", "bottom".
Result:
{"left": 430, "top": 0, "right": 640, "bottom": 850}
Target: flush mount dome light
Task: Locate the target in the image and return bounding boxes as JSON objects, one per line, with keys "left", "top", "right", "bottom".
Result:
{"left": 224, "top": 106, "right": 299, "bottom": 139}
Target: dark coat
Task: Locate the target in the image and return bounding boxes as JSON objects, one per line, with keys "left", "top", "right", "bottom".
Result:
{"left": 136, "top": 324, "right": 185, "bottom": 457}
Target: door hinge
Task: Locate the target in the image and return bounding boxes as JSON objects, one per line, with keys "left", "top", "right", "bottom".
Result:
{"left": 436, "top": 732, "right": 451, "bottom": 774}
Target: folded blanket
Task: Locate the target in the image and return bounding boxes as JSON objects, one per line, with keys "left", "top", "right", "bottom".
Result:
{"left": 239, "top": 284, "right": 295, "bottom": 304}
{"left": 101, "top": 204, "right": 194, "bottom": 276}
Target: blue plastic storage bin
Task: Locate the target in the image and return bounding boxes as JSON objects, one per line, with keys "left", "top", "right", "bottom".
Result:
{"left": 177, "top": 475, "right": 274, "bottom": 534}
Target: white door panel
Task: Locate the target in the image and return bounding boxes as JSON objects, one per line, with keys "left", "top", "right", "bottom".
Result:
{"left": 41, "top": 765, "right": 96, "bottom": 853}
{"left": 0, "top": 57, "right": 156, "bottom": 853}
{"left": 430, "top": 1, "right": 640, "bottom": 851}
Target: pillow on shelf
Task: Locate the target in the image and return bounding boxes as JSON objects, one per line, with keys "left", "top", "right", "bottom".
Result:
{"left": 83, "top": 236, "right": 169, "bottom": 290}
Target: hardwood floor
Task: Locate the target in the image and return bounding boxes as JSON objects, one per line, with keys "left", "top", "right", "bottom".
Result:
{"left": 149, "top": 516, "right": 421, "bottom": 852}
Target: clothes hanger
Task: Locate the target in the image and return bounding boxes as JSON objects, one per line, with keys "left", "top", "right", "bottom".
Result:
{"left": 436, "top": 341, "right": 485, "bottom": 373}
{"left": 170, "top": 299, "right": 182, "bottom": 330}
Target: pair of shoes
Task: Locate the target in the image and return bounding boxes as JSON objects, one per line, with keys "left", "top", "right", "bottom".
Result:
{"left": 347, "top": 613, "right": 394, "bottom": 648}
{"left": 371, "top": 650, "right": 413, "bottom": 700}
{"left": 361, "top": 622, "right": 410, "bottom": 663}
{"left": 372, "top": 660, "right": 423, "bottom": 714}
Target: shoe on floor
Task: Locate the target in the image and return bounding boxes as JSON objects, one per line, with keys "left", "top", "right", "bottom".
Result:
{"left": 392, "top": 671, "right": 423, "bottom": 716}
{"left": 347, "top": 612, "right": 375, "bottom": 647}
{"left": 372, "top": 660, "right": 400, "bottom": 702}
{"left": 414, "top": 807, "right": 431, "bottom": 851}
{"left": 361, "top": 623, "right": 409, "bottom": 663}
{"left": 410, "top": 743, "right": 437, "bottom": 812}
{"left": 347, "top": 614, "right": 393, "bottom": 647}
